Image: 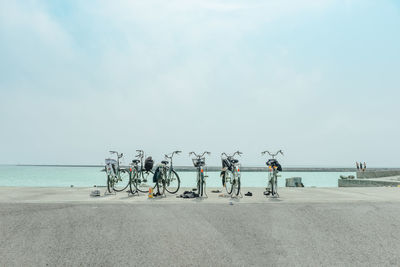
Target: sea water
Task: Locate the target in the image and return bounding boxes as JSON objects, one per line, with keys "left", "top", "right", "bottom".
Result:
{"left": 0, "top": 166, "right": 354, "bottom": 188}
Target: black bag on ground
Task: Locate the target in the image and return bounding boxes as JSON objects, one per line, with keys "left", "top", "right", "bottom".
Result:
{"left": 178, "top": 191, "right": 199, "bottom": 198}
{"left": 145, "top": 157, "right": 154, "bottom": 171}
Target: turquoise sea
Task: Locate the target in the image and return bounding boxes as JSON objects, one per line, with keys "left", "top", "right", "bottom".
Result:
{"left": 0, "top": 166, "right": 354, "bottom": 188}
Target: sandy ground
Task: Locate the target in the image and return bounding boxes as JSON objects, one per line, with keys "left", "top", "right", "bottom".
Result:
{"left": 1, "top": 187, "right": 400, "bottom": 266}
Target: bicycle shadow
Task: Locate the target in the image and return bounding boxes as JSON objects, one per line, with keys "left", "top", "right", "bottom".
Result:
{"left": 267, "top": 197, "right": 282, "bottom": 202}
{"left": 191, "top": 196, "right": 208, "bottom": 202}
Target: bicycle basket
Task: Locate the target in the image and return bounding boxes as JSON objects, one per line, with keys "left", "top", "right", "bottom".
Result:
{"left": 144, "top": 157, "right": 154, "bottom": 171}
{"left": 105, "top": 158, "right": 117, "bottom": 165}
{"left": 266, "top": 159, "right": 282, "bottom": 171}
{"left": 192, "top": 158, "right": 205, "bottom": 168}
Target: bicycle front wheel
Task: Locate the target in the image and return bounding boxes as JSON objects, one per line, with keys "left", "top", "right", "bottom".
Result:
{"left": 224, "top": 170, "right": 234, "bottom": 195}
{"left": 112, "top": 168, "right": 130, "bottom": 192}
{"left": 165, "top": 170, "right": 180, "bottom": 194}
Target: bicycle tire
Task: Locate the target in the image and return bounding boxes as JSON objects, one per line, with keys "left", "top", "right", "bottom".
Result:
{"left": 224, "top": 170, "right": 234, "bottom": 195}
{"left": 129, "top": 169, "right": 138, "bottom": 194}
{"left": 196, "top": 172, "right": 201, "bottom": 195}
{"left": 107, "top": 175, "right": 113, "bottom": 193}
{"left": 165, "top": 169, "right": 180, "bottom": 194}
{"left": 197, "top": 171, "right": 204, "bottom": 197}
{"left": 234, "top": 176, "right": 241, "bottom": 196}
{"left": 112, "top": 168, "right": 130, "bottom": 192}
{"left": 155, "top": 173, "right": 166, "bottom": 196}
{"left": 135, "top": 170, "right": 154, "bottom": 193}
{"left": 271, "top": 175, "right": 276, "bottom": 197}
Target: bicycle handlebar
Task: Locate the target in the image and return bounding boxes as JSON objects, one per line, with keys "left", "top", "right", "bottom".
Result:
{"left": 165, "top": 150, "right": 182, "bottom": 159}
{"left": 221, "top": 151, "right": 242, "bottom": 158}
{"left": 261, "top": 150, "right": 284, "bottom": 158}
{"left": 189, "top": 151, "right": 211, "bottom": 158}
{"left": 109, "top": 151, "right": 123, "bottom": 158}
{"left": 135, "top": 149, "right": 144, "bottom": 159}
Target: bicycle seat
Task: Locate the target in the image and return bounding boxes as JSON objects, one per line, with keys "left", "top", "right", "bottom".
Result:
{"left": 229, "top": 159, "right": 239, "bottom": 164}
{"left": 132, "top": 159, "right": 140, "bottom": 164}
{"left": 161, "top": 160, "right": 169, "bottom": 165}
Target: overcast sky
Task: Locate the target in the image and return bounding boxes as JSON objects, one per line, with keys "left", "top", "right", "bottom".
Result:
{"left": 0, "top": 0, "right": 399, "bottom": 167}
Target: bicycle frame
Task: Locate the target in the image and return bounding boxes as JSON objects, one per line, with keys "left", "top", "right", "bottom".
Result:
{"left": 189, "top": 151, "right": 210, "bottom": 197}
{"left": 164, "top": 151, "right": 181, "bottom": 182}
{"left": 262, "top": 150, "right": 283, "bottom": 197}
{"left": 220, "top": 151, "right": 242, "bottom": 197}
{"left": 107, "top": 151, "right": 123, "bottom": 179}
{"left": 105, "top": 150, "right": 131, "bottom": 193}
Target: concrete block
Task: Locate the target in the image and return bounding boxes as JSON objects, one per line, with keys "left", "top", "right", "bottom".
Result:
{"left": 286, "top": 177, "right": 304, "bottom": 187}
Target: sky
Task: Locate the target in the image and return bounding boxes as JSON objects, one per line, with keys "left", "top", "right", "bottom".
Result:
{"left": 0, "top": 0, "right": 399, "bottom": 167}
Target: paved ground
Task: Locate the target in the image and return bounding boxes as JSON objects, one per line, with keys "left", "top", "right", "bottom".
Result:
{"left": 1, "top": 187, "right": 400, "bottom": 266}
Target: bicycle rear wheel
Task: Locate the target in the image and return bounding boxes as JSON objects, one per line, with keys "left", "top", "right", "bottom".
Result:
{"left": 224, "top": 170, "right": 234, "bottom": 195}
{"left": 135, "top": 170, "right": 154, "bottom": 193}
{"left": 129, "top": 169, "right": 138, "bottom": 194}
{"left": 165, "top": 170, "right": 180, "bottom": 194}
{"left": 112, "top": 168, "right": 130, "bottom": 192}
{"left": 197, "top": 172, "right": 204, "bottom": 197}
{"left": 271, "top": 175, "right": 277, "bottom": 197}
{"left": 107, "top": 175, "right": 114, "bottom": 193}
{"left": 234, "top": 176, "right": 241, "bottom": 196}
{"left": 155, "top": 176, "right": 165, "bottom": 196}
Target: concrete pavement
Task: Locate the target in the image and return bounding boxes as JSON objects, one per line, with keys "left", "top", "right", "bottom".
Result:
{"left": 1, "top": 186, "right": 400, "bottom": 204}
{"left": 1, "top": 187, "right": 400, "bottom": 266}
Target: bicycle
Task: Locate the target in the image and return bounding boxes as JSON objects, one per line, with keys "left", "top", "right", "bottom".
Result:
{"left": 149, "top": 151, "right": 181, "bottom": 196}
{"left": 220, "top": 151, "right": 242, "bottom": 197}
{"left": 161, "top": 150, "right": 182, "bottom": 194}
{"left": 261, "top": 150, "right": 283, "bottom": 197}
{"left": 104, "top": 151, "right": 130, "bottom": 193}
{"left": 189, "top": 151, "right": 211, "bottom": 197}
{"left": 129, "top": 150, "right": 155, "bottom": 194}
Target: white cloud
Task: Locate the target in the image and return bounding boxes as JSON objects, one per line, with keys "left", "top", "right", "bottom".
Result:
{"left": 1, "top": 0, "right": 399, "bottom": 167}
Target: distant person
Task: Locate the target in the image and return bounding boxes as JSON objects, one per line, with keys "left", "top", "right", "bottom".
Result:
{"left": 363, "top": 162, "right": 366, "bottom": 171}
{"left": 356, "top": 162, "right": 359, "bottom": 170}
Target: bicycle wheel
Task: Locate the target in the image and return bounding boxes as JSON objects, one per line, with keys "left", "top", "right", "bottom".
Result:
{"left": 107, "top": 174, "right": 114, "bottom": 193}
{"left": 112, "top": 168, "right": 130, "bottom": 192}
{"left": 271, "top": 175, "right": 276, "bottom": 197}
{"left": 224, "top": 170, "right": 234, "bottom": 195}
{"left": 165, "top": 169, "right": 180, "bottom": 194}
{"left": 197, "top": 172, "right": 204, "bottom": 197}
{"left": 273, "top": 174, "right": 278, "bottom": 197}
{"left": 234, "top": 176, "right": 241, "bottom": 196}
{"left": 135, "top": 170, "right": 154, "bottom": 193}
{"left": 129, "top": 169, "right": 138, "bottom": 194}
{"left": 155, "top": 175, "right": 165, "bottom": 196}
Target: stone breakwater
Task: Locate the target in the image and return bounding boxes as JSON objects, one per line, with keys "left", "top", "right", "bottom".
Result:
{"left": 339, "top": 170, "right": 400, "bottom": 187}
